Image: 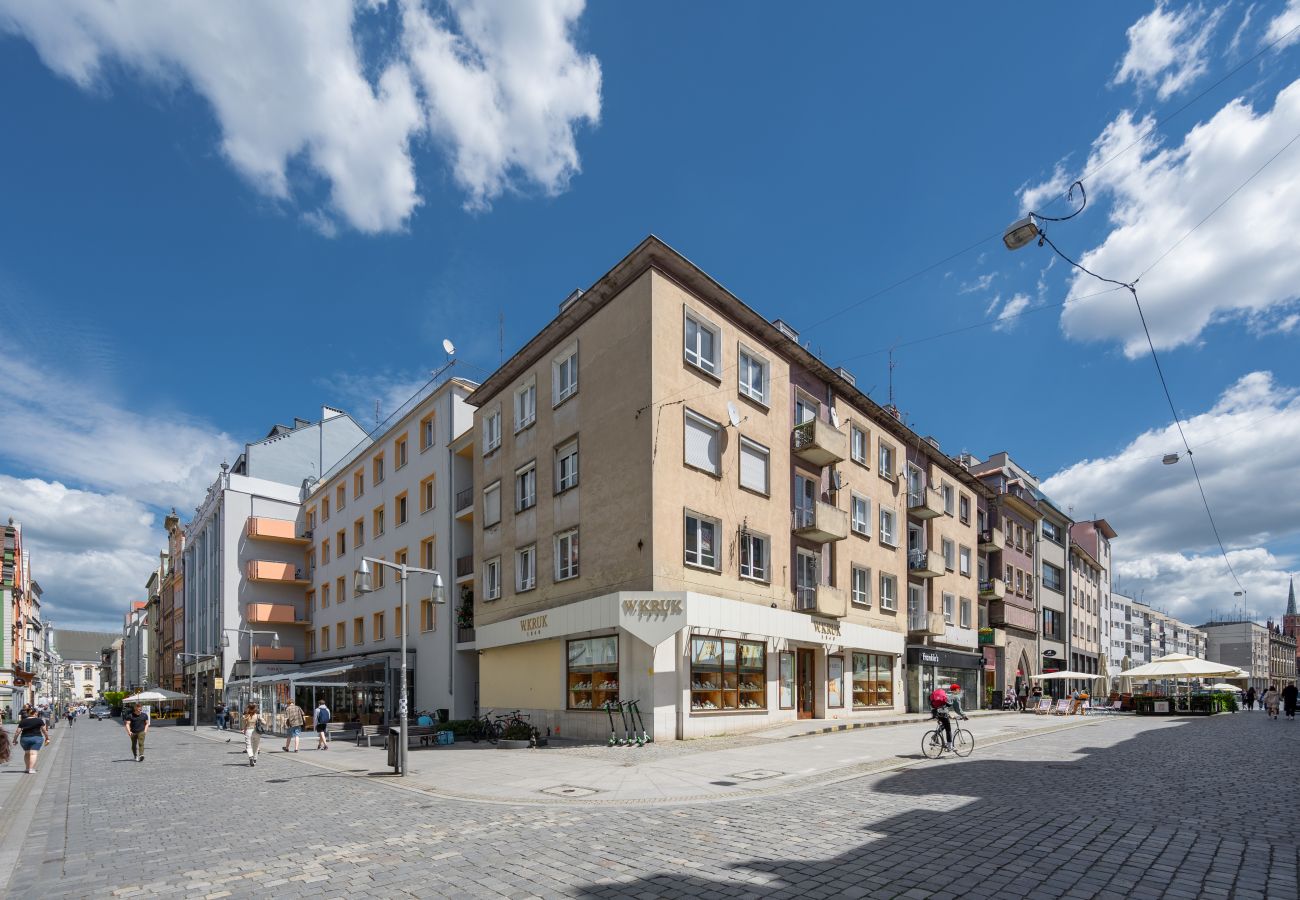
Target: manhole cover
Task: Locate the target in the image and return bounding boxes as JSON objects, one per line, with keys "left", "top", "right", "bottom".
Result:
{"left": 731, "top": 769, "right": 783, "bottom": 780}
{"left": 540, "top": 785, "right": 599, "bottom": 798}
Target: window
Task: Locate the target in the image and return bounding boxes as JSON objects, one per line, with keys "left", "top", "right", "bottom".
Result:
{"left": 556, "top": 528, "right": 579, "bottom": 580}
{"left": 795, "top": 549, "right": 820, "bottom": 610}
{"left": 879, "top": 506, "right": 898, "bottom": 547}
{"left": 943, "top": 592, "right": 955, "bottom": 624}
{"left": 828, "top": 656, "right": 844, "bottom": 708}
{"left": 375, "top": 561, "right": 386, "bottom": 589}
{"left": 353, "top": 617, "right": 364, "bottom": 645}
{"left": 1005, "top": 562, "right": 1013, "bottom": 584}
{"left": 515, "top": 461, "right": 536, "bottom": 511}
{"left": 684, "top": 410, "right": 721, "bottom": 475}
{"left": 484, "top": 557, "right": 502, "bottom": 601}
{"left": 419, "top": 412, "right": 435, "bottom": 450}
{"left": 878, "top": 441, "right": 895, "bottom": 479}
{"left": 959, "top": 494, "right": 971, "bottom": 525}
{"left": 779, "top": 651, "right": 795, "bottom": 709}
{"left": 336, "top": 576, "right": 345, "bottom": 604}
{"left": 1042, "top": 519, "right": 1062, "bottom": 545}
{"left": 395, "top": 548, "right": 408, "bottom": 567}
{"left": 354, "top": 518, "right": 364, "bottom": 547}
{"left": 321, "top": 627, "right": 331, "bottom": 651}
{"left": 941, "top": 482, "right": 955, "bottom": 515}
{"left": 394, "top": 605, "right": 402, "bottom": 638}
{"left": 567, "top": 635, "right": 617, "bottom": 711}
{"left": 420, "top": 475, "right": 435, "bottom": 513}
{"left": 353, "top": 471, "right": 364, "bottom": 499}
{"left": 850, "top": 424, "right": 869, "bottom": 465}
{"left": 514, "top": 377, "right": 537, "bottom": 431}
{"left": 556, "top": 439, "right": 579, "bottom": 492}
{"left": 420, "top": 599, "right": 436, "bottom": 632}
{"left": 960, "top": 597, "right": 972, "bottom": 628}
{"left": 321, "top": 538, "right": 331, "bottom": 564}
{"left": 1026, "top": 573, "right": 1034, "bottom": 595}
{"left": 738, "top": 437, "right": 769, "bottom": 494}
{"left": 395, "top": 492, "right": 408, "bottom": 526}
{"left": 959, "top": 545, "right": 972, "bottom": 577}
{"left": 879, "top": 573, "right": 898, "bottom": 611}
{"left": 690, "top": 636, "right": 765, "bottom": 712}
{"left": 516, "top": 545, "right": 536, "bottom": 592}
{"left": 851, "top": 494, "right": 872, "bottom": 536}
{"left": 305, "top": 590, "right": 315, "bottom": 613}
{"left": 737, "top": 346, "right": 769, "bottom": 404}
{"left": 373, "top": 506, "right": 385, "bottom": 538}
{"left": 684, "top": 310, "right": 720, "bottom": 376}
{"left": 306, "top": 508, "right": 316, "bottom": 531}
{"left": 394, "top": 435, "right": 408, "bottom": 470}
{"left": 851, "top": 566, "right": 871, "bottom": 606}
{"left": 684, "top": 511, "right": 720, "bottom": 570}
{"left": 852, "top": 653, "right": 894, "bottom": 708}
{"left": 337, "top": 529, "right": 346, "bottom": 555}
{"left": 335, "top": 623, "right": 344, "bottom": 648}
{"left": 420, "top": 537, "right": 435, "bottom": 569}
{"left": 374, "top": 612, "right": 385, "bottom": 641}
{"left": 553, "top": 342, "right": 578, "bottom": 405}
{"left": 483, "top": 408, "right": 501, "bottom": 454}
{"left": 739, "top": 529, "right": 769, "bottom": 581}
{"left": 941, "top": 537, "right": 955, "bottom": 571}
{"left": 483, "top": 481, "right": 501, "bottom": 527}
{"left": 1015, "top": 569, "right": 1024, "bottom": 592}
{"left": 306, "top": 630, "right": 316, "bottom": 655}
{"left": 322, "top": 497, "right": 330, "bottom": 522}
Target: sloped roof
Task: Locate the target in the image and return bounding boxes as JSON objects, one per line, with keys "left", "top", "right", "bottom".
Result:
{"left": 53, "top": 629, "right": 119, "bottom": 663}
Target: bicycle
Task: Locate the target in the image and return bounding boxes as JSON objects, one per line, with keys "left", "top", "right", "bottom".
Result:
{"left": 466, "top": 710, "right": 502, "bottom": 744}
{"left": 921, "top": 714, "right": 974, "bottom": 759}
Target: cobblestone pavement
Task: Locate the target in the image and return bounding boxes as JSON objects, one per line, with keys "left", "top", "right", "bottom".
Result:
{"left": 5, "top": 711, "right": 1298, "bottom": 898}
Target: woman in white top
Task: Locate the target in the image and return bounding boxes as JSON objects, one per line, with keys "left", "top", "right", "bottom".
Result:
{"left": 241, "top": 703, "right": 267, "bottom": 766}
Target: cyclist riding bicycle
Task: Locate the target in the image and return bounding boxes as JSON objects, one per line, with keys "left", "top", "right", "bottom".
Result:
{"left": 929, "top": 683, "right": 969, "bottom": 750}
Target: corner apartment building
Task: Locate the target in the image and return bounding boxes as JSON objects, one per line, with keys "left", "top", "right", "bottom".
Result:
{"left": 182, "top": 408, "right": 368, "bottom": 719}
{"left": 1067, "top": 519, "right": 1115, "bottom": 687}
{"left": 1200, "top": 619, "right": 1270, "bottom": 692}
{"left": 466, "top": 236, "right": 991, "bottom": 741}
{"left": 1266, "top": 621, "right": 1296, "bottom": 685}
{"left": 1109, "top": 590, "right": 1137, "bottom": 670}
{"left": 1036, "top": 499, "right": 1072, "bottom": 693}
{"left": 1130, "top": 599, "right": 1206, "bottom": 665}
{"left": 302, "top": 377, "right": 478, "bottom": 723}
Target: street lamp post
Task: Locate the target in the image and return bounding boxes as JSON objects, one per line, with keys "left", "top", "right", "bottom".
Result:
{"left": 222, "top": 627, "right": 280, "bottom": 723}
{"left": 354, "top": 557, "right": 445, "bottom": 776}
{"left": 176, "top": 652, "right": 219, "bottom": 731}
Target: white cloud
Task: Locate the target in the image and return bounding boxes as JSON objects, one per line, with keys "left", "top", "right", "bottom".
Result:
{"left": 1114, "top": 548, "right": 1291, "bottom": 625}
{"left": 1041, "top": 371, "right": 1300, "bottom": 623}
{"left": 985, "top": 293, "right": 1032, "bottom": 331}
{"left": 1265, "top": 0, "right": 1300, "bottom": 48}
{"left": 0, "top": 0, "right": 601, "bottom": 232}
{"left": 1228, "top": 3, "right": 1256, "bottom": 56}
{"left": 1113, "top": 2, "right": 1224, "bottom": 101}
{"left": 959, "top": 273, "right": 997, "bottom": 294}
{"left": 1045, "top": 78, "right": 1300, "bottom": 357}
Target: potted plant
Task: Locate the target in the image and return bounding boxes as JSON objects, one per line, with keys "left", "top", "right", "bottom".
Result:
{"left": 498, "top": 720, "right": 533, "bottom": 749}
{"left": 457, "top": 587, "right": 474, "bottom": 630}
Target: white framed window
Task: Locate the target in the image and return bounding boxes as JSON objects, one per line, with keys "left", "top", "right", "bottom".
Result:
{"left": 959, "top": 494, "right": 971, "bottom": 524}
{"left": 483, "top": 481, "right": 501, "bottom": 527}
{"left": 738, "top": 437, "right": 769, "bottom": 494}
{"left": 941, "top": 537, "right": 955, "bottom": 571}
{"left": 941, "top": 482, "right": 955, "bottom": 515}
{"left": 960, "top": 597, "right": 972, "bottom": 628}
{"left": 555, "top": 528, "right": 579, "bottom": 581}
{"left": 514, "top": 377, "right": 536, "bottom": 432}
{"left": 482, "top": 407, "right": 501, "bottom": 454}
{"left": 684, "top": 511, "right": 720, "bottom": 570}
{"left": 795, "top": 549, "right": 820, "bottom": 610}
{"left": 484, "top": 557, "right": 501, "bottom": 601}
{"left": 684, "top": 309, "right": 720, "bottom": 376}
{"left": 794, "top": 392, "right": 819, "bottom": 425}
{"left": 850, "top": 424, "right": 868, "bottom": 465}
{"left": 851, "top": 493, "right": 872, "bottom": 536}
{"left": 878, "top": 441, "right": 895, "bottom": 478}
{"left": 879, "top": 573, "right": 897, "bottom": 611}
{"left": 737, "top": 345, "right": 769, "bottom": 405}
{"left": 959, "top": 545, "right": 972, "bottom": 577}
{"left": 553, "top": 342, "right": 578, "bottom": 405}
{"left": 555, "top": 439, "right": 579, "bottom": 492}
{"left": 515, "top": 545, "right": 536, "bottom": 592}
{"left": 879, "top": 506, "right": 898, "bottom": 547}
{"left": 684, "top": 409, "right": 721, "bottom": 475}
{"left": 739, "top": 529, "right": 769, "bottom": 581}
{"left": 851, "top": 565, "right": 871, "bottom": 607}
{"left": 943, "top": 592, "right": 955, "bottom": 624}
{"left": 515, "top": 461, "right": 536, "bottom": 511}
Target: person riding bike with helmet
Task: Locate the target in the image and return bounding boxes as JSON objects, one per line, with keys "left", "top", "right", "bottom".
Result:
{"left": 929, "top": 683, "right": 969, "bottom": 750}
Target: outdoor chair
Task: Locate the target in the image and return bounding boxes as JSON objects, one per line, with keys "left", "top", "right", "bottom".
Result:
{"left": 1034, "top": 698, "right": 1052, "bottom": 714}
{"left": 1052, "top": 699, "right": 1070, "bottom": 715}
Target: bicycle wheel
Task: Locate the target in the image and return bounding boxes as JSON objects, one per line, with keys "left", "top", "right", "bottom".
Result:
{"left": 485, "top": 720, "right": 502, "bottom": 745}
{"left": 467, "top": 720, "right": 484, "bottom": 743}
{"left": 952, "top": 728, "right": 974, "bottom": 758}
{"left": 921, "top": 728, "right": 944, "bottom": 759}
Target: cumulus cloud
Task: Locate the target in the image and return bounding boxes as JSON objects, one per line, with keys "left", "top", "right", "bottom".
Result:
{"left": 1041, "top": 371, "right": 1300, "bottom": 623}
{"left": 1113, "top": 2, "right": 1224, "bottom": 101}
{"left": 1023, "top": 78, "right": 1300, "bottom": 358}
{"left": 0, "top": 0, "right": 601, "bottom": 232}
{"left": 1114, "top": 548, "right": 1292, "bottom": 625}
{"left": 990, "top": 293, "right": 1032, "bottom": 332}
{"left": 1265, "top": 0, "right": 1300, "bottom": 48}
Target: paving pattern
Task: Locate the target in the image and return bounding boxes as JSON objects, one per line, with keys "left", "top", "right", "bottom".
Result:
{"left": 5, "top": 710, "right": 1298, "bottom": 898}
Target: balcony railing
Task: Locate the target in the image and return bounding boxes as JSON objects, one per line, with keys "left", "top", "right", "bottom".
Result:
{"left": 907, "top": 487, "right": 944, "bottom": 519}
{"left": 455, "top": 555, "right": 474, "bottom": 579}
{"left": 454, "top": 486, "right": 474, "bottom": 514}
{"left": 251, "top": 646, "right": 295, "bottom": 662}
{"left": 456, "top": 626, "right": 476, "bottom": 644}
{"left": 908, "top": 549, "right": 944, "bottom": 578}
{"left": 246, "top": 517, "right": 310, "bottom": 546}
{"left": 989, "top": 601, "right": 1036, "bottom": 632}
{"left": 979, "top": 578, "right": 1005, "bottom": 600}
{"left": 792, "top": 502, "right": 849, "bottom": 543}
{"left": 908, "top": 610, "right": 945, "bottom": 636}
{"left": 791, "top": 419, "right": 848, "bottom": 468}
{"left": 978, "top": 527, "right": 1003, "bottom": 551}
{"left": 246, "top": 603, "right": 307, "bottom": 625}
{"left": 245, "top": 560, "right": 311, "bottom": 585}
{"left": 795, "top": 583, "right": 848, "bottom": 618}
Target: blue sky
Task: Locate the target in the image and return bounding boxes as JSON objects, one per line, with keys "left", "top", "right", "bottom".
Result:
{"left": 2, "top": 1, "right": 1299, "bottom": 630}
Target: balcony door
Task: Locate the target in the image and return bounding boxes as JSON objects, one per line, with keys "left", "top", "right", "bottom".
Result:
{"left": 907, "top": 464, "right": 924, "bottom": 505}
{"left": 908, "top": 582, "right": 925, "bottom": 630}
{"left": 794, "top": 473, "right": 817, "bottom": 528}
{"left": 795, "top": 549, "right": 819, "bottom": 611}
{"left": 794, "top": 393, "right": 818, "bottom": 426}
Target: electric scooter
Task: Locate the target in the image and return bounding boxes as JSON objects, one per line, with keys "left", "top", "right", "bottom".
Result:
{"left": 603, "top": 699, "right": 620, "bottom": 746}
{"left": 628, "top": 698, "right": 651, "bottom": 744}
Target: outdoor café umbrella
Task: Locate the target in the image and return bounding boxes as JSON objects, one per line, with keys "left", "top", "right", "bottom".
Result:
{"left": 1207, "top": 683, "right": 1242, "bottom": 692}
{"left": 1119, "top": 653, "right": 1239, "bottom": 679}
{"left": 1032, "top": 671, "right": 1095, "bottom": 680}
{"left": 122, "top": 689, "right": 189, "bottom": 703}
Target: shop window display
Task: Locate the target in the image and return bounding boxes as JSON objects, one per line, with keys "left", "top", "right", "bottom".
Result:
{"left": 852, "top": 653, "right": 894, "bottom": 708}
{"left": 690, "top": 636, "right": 766, "bottom": 712}
{"left": 567, "top": 636, "right": 618, "bottom": 710}
{"left": 779, "top": 651, "right": 795, "bottom": 709}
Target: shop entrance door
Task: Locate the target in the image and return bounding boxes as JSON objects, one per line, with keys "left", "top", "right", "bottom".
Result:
{"left": 796, "top": 648, "right": 815, "bottom": 719}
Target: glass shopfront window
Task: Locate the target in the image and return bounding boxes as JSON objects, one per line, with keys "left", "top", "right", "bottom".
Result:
{"left": 567, "top": 636, "right": 618, "bottom": 710}
{"left": 852, "top": 652, "right": 895, "bottom": 708}
{"left": 906, "top": 647, "right": 984, "bottom": 713}
{"left": 779, "top": 651, "right": 794, "bottom": 709}
{"left": 828, "top": 656, "right": 844, "bottom": 708}
{"left": 690, "top": 635, "right": 766, "bottom": 712}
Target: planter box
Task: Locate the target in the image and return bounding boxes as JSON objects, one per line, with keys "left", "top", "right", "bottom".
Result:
{"left": 498, "top": 739, "right": 530, "bottom": 750}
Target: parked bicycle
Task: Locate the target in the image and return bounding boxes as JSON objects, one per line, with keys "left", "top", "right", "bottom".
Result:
{"left": 466, "top": 710, "right": 502, "bottom": 744}
{"left": 921, "top": 717, "right": 974, "bottom": 759}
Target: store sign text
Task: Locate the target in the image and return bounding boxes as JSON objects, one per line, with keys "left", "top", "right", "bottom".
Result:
{"left": 622, "top": 597, "right": 683, "bottom": 618}
{"left": 811, "top": 618, "right": 840, "bottom": 638}
{"left": 520, "top": 614, "right": 549, "bottom": 637}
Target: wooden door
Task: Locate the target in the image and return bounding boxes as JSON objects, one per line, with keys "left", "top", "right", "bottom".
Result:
{"left": 797, "top": 648, "right": 816, "bottom": 719}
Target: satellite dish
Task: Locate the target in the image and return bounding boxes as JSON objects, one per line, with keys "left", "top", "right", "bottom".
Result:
{"left": 829, "top": 408, "right": 840, "bottom": 428}
{"left": 442, "top": 338, "right": 456, "bottom": 356}
{"left": 726, "top": 402, "right": 741, "bottom": 428}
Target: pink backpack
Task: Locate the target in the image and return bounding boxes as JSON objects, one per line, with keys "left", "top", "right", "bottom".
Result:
{"left": 929, "top": 688, "right": 949, "bottom": 709}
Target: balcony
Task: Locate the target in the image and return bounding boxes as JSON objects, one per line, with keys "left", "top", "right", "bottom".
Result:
{"left": 907, "top": 487, "right": 944, "bottom": 520}
{"left": 246, "top": 517, "right": 310, "bottom": 546}
{"left": 791, "top": 419, "right": 848, "bottom": 468}
{"left": 989, "top": 601, "right": 1036, "bottom": 632}
{"left": 245, "top": 560, "right": 311, "bottom": 586}
{"left": 795, "top": 583, "right": 848, "bottom": 619}
{"left": 246, "top": 603, "right": 307, "bottom": 626}
{"left": 454, "top": 486, "right": 474, "bottom": 521}
{"left": 908, "top": 548, "right": 945, "bottom": 578}
{"left": 457, "top": 626, "right": 476, "bottom": 645}
{"left": 792, "top": 502, "right": 849, "bottom": 543}
{"left": 979, "top": 578, "right": 1005, "bottom": 600}
{"left": 251, "top": 646, "right": 295, "bottom": 663}
{"left": 908, "top": 610, "right": 945, "bottom": 636}
{"left": 978, "top": 527, "right": 1003, "bottom": 551}
{"left": 978, "top": 627, "right": 1007, "bottom": 648}
{"left": 455, "top": 554, "right": 474, "bottom": 581}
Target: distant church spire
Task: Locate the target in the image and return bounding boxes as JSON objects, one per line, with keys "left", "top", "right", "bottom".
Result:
{"left": 1288, "top": 576, "right": 1297, "bottom": 617}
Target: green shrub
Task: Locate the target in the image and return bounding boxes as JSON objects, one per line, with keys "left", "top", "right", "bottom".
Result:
{"left": 502, "top": 720, "right": 533, "bottom": 741}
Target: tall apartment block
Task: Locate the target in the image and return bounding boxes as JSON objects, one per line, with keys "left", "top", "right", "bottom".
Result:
{"left": 1067, "top": 518, "right": 1115, "bottom": 686}
{"left": 466, "top": 237, "right": 996, "bottom": 741}
{"left": 1200, "top": 619, "right": 1271, "bottom": 692}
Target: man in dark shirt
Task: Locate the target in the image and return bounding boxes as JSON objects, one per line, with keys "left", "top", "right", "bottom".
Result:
{"left": 124, "top": 704, "right": 150, "bottom": 761}
{"left": 1283, "top": 682, "right": 1298, "bottom": 719}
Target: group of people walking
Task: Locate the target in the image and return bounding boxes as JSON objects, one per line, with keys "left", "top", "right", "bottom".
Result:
{"left": 1, "top": 705, "right": 52, "bottom": 774}
{"left": 236, "top": 699, "right": 332, "bottom": 766}
{"left": 1242, "top": 683, "right": 1299, "bottom": 719}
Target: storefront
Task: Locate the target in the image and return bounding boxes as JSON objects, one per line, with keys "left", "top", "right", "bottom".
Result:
{"left": 476, "top": 590, "right": 906, "bottom": 741}
{"left": 242, "top": 653, "right": 411, "bottom": 732}
{"left": 905, "top": 645, "right": 985, "bottom": 713}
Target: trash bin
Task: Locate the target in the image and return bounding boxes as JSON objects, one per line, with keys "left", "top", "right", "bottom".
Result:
{"left": 436, "top": 708, "right": 449, "bottom": 723}
{"left": 387, "top": 727, "right": 402, "bottom": 773}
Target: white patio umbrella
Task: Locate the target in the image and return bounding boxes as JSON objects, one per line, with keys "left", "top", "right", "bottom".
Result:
{"left": 1207, "top": 683, "right": 1242, "bottom": 692}
{"left": 122, "top": 689, "right": 189, "bottom": 703}
{"left": 1032, "top": 671, "right": 1094, "bottom": 680}
{"left": 1119, "top": 654, "right": 1239, "bottom": 679}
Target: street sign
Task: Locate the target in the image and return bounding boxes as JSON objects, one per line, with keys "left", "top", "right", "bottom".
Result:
{"left": 214, "top": 677, "right": 224, "bottom": 690}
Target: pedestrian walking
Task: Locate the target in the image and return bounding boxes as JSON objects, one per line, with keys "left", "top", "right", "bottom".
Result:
{"left": 1261, "top": 685, "right": 1280, "bottom": 720}
{"left": 1245, "top": 686, "right": 1257, "bottom": 710}
{"left": 124, "top": 703, "right": 150, "bottom": 761}
{"left": 14, "top": 704, "right": 49, "bottom": 774}
{"left": 313, "top": 700, "right": 331, "bottom": 750}
{"left": 0, "top": 726, "right": 10, "bottom": 767}
{"left": 242, "top": 702, "right": 266, "bottom": 766}
{"left": 1003, "top": 687, "right": 1018, "bottom": 711}
{"left": 214, "top": 702, "right": 227, "bottom": 731}
{"left": 283, "top": 699, "right": 306, "bottom": 752}
{"left": 1282, "top": 682, "right": 1298, "bottom": 720}
{"left": 65, "top": 708, "right": 76, "bottom": 728}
